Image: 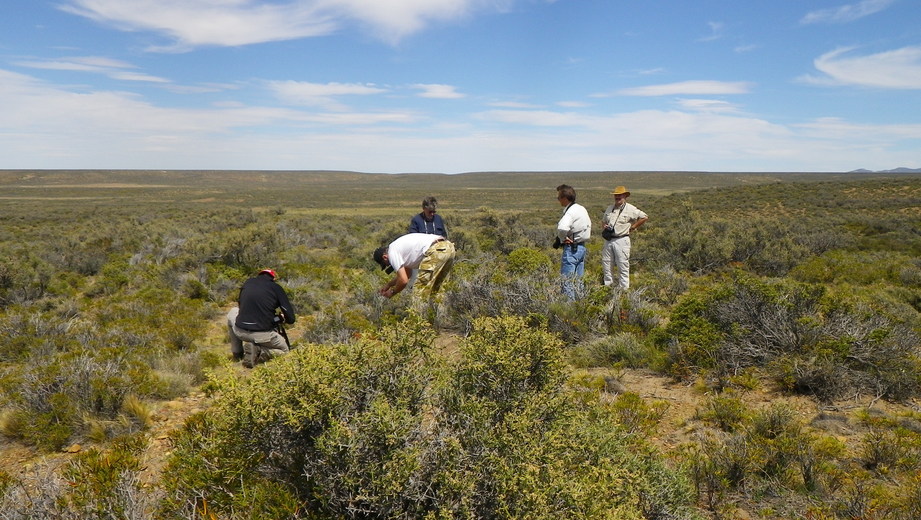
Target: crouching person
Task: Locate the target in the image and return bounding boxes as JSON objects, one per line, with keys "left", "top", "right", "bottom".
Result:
{"left": 230, "top": 268, "right": 295, "bottom": 368}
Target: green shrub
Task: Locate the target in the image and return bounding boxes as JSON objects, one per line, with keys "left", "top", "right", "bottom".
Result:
{"left": 791, "top": 250, "right": 913, "bottom": 285}
{"left": 688, "top": 402, "right": 845, "bottom": 514}
{"left": 506, "top": 247, "right": 553, "bottom": 275}
{"left": 657, "top": 274, "right": 921, "bottom": 401}
{"left": 61, "top": 434, "right": 149, "bottom": 518}
{"left": 161, "top": 315, "right": 700, "bottom": 519}
{"left": 569, "top": 332, "right": 662, "bottom": 369}
{"left": 697, "top": 392, "right": 749, "bottom": 432}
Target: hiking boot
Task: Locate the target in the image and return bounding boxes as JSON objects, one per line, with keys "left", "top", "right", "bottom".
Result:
{"left": 242, "top": 359, "right": 253, "bottom": 369}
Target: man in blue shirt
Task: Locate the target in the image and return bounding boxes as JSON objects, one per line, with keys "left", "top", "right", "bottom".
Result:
{"left": 408, "top": 196, "right": 447, "bottom": 237}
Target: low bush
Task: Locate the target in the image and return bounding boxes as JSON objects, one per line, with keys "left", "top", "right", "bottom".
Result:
{"left": 160, "top": 315, "right": 700, "bottom": 519}
{"left": 687, "top": 402, "right": 847, "bottom": 516}
{"left": 657, "top": 273, "right": 921, "bottom": 401}
{"left": 568, "top": 332, "right": 661, "bottom": 369}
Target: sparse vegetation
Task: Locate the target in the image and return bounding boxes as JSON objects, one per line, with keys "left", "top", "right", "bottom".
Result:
{"left": 0, "top": 170, "right": 919, "bottom": 518}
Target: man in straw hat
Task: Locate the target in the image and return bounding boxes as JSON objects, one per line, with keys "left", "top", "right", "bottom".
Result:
{"left": 601, "top": 186, "right": 647, "bottom": 289}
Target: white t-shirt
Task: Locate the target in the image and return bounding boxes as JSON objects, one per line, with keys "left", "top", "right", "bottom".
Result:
{"left": 557, "top": 203, "right": 592, "bottom": 243}
{"left": 387, "top": 233, "right": 442, "bottom": 272}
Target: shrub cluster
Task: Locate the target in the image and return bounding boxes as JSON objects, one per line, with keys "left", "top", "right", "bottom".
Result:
{"left": 160, "top": 316, "right": 698, "bottom": 519}
{"left": 657, "top": 273, "right": 921, "bottom": 401}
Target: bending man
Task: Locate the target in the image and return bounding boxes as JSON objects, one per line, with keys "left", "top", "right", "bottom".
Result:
{"left": 373, "top": 233, "right": 455, "bottom": 311}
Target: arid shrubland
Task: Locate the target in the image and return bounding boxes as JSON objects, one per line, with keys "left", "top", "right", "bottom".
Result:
{"left": 0, "top": 174, "right": 918, "bottom": 519}
{"left": 160, "top": 316, "right": 699, "bottom": 519}
{"left": 657, "top": 273, "right": 921, "bottom": 401}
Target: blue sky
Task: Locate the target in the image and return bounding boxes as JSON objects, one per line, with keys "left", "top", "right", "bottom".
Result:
{"left": 1, "top": 0, "right": 920, "bottom": 173}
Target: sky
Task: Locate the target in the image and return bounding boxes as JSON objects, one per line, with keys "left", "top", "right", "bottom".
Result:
{"left": 1, "top": 0, "right": 920, "bottom": 173}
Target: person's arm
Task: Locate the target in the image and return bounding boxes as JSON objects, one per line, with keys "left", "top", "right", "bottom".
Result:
{"left": 436, "top": 214, "right": 447, "bottom": 238}
{"left": 275, "top": 285, "right": 296, "bottom": 324}
{"left": 408, "top": 214, "right": 421, "bottom": 234}
{"left": 380, "top": 266, "right": 411, "bottom": 298}
{"left": 630, "top": 217, "right": 648, "bottom": 232}
{"left": 557, "top": 210, "right": 573, "bottom": 243}
{"left": 601, "top": 206, "right": 613, "bottom": 230}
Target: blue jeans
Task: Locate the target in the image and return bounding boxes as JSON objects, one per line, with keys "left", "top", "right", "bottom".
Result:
{"left": 560, "top": 243, "right": 586, "bottom": 301}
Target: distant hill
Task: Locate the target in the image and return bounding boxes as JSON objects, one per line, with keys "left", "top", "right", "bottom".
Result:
{"left": 849, "top": 167, "right": 921, "bottom": 173}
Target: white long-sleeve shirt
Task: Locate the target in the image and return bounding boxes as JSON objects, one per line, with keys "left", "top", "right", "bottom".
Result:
{"left": 557, "top": 203, "right": 591, "bottom": 243}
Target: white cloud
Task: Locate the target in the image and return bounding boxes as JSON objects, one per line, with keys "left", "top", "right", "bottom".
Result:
{"left": 0, "top": 68, "right": 414, "bottom": 167}
{"left": 556, "top": 100, "right": 590, "bottom": 108}
{"left": 267, "top": 80, "right": 388, "bottom": 109}
{"left": 16, "top": 56, "right": 171, "bottom": 83}
{"left": 327, "top": 0, "right": 506, "bottom": 44}
{"left": 410, "top": 83, "right": 465, "bottom": 99}
{"left": 469, "top": 106, "right": 918, "bottom": 172}
{"left": 16, "top": 56, "right": 134, "bottom": 71}
{"left": 800, "top": 0, "right": 894, "bottom": 24}
{"left": 698, "top": 21, "right": 724, "bottom": 42}
{"left": 60, "top": 0, "right": 337, "bottom": 51}
{"left": 675, "top": 99, "right": 741, "bottom": 113}
{"left": 1, "top": 67, "right": 917, "bottom": 173}
{"left": 796, "top": 117, "right": 921, "bottom": 141}
{"left": 479, "top": 109, "right": 586, "bottom": 127}
{"left": 803, "top": 45, "right": 921, "bottom": 89}
{"left": 58, "top": 0, "right": 506, "bottom": 50}
{"left": 109, "top": 71, "right": 171, "bottom": 83}
{"left": 488, "top": 101, "right": 542, "bottom": 108}
{"left": 612, "top": 80, "right": 753, "bottom": 97}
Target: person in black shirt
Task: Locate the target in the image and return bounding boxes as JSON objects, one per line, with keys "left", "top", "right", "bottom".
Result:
{"left": 230, "top": 268, "right": 296, "bottom": 368}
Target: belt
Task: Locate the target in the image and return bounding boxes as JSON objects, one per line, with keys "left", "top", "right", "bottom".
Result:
{"left": 239, "top": 326, "right": 272, "bottom": 332}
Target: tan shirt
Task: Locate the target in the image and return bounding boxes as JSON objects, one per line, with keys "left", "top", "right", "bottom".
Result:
{"left": 602, "top": 202, "right": 647, "bottom": 238}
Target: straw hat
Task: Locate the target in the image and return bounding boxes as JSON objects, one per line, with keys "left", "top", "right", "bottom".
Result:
{"left": 610, "top": 186, "right": 630, "bottom": 196}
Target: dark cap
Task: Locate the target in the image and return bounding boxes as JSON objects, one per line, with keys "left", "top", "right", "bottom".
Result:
{"left": 373, "top": 246, "right": 393, "bottom": 274}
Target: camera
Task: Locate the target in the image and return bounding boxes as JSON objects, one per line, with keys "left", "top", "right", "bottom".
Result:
{"left": 552, "top": 237, "right": 562, "bottom": 249}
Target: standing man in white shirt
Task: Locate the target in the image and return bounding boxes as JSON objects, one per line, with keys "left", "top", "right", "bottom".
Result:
{"left": 555, "top": 184, "right": 592, "bottom": 301}
{"left": 601, "top": 185, "right": 648, "bottom": 289}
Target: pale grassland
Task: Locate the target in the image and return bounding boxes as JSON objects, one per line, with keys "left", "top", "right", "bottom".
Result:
{"left": 1, "top": 169, "right": 913, "bottom": 215}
